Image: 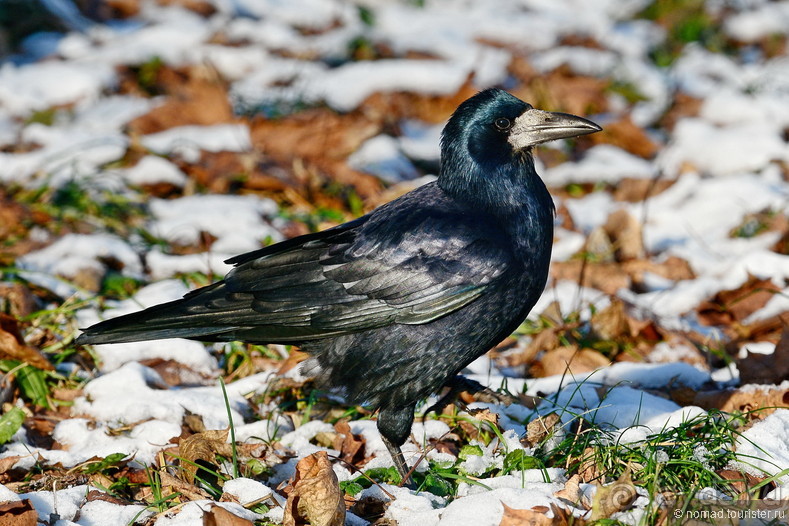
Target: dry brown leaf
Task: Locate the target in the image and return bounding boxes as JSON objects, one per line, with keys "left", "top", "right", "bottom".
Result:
{"left": 512, "top": 65, "right": 609, "bottom": 118}
{"left": 499, "top": 501, "right": 552, "bottom": 526}
{"left": 591, "top": 471, "right": 637, "bottom": 520}
{"left": 0, "top": 283, "right": 38, "bottom": 319}
{"left": 738, "top": 326, "right": 789, "bottom": 385}
{"left": 159, "top": 0, "right": 217, "bottom": 17}
{"left": 0, "top": 499, "right": 37, "bottom": 526}
{"left": 684, "top": 385, "right": 789, "bottom": 416}
{"left": 590, "top": 298, "right": 630, "bottom": 342}
{"left": 360, "top": 78, "right": 478, "bottom": 124}
{"left": 250, "top": 109, "right": 378, "bottom": 163}
{"left": 283, "top": 451, "right": 345, "bottom": 526}
{"left": 612, "top": 177, "right": 676, "bottom": 203}
{"left": 138, "top": 358, "right": 211, "bottom": 387}
{"left": 698, "top": 275, "right": 780, "bottom": 327}
{"left": 715, "top": 469, "right": 768, "bottom": 496}
{"left": 203, "top": 504, "right": 254, "bottom": 526}
{"left": 550, "top": 261, "right": 631, "bottom": 296}
{"left": 587, "top": 117, "right": 658, "bottom": 158}
{"left": 85, "top": 489, "right": 129, "bottom": 506}
{"left": 532, "top": 346, "right": 610, "bottom": 378}
{"left": 603, "top": 209, "right": 644, "bottom": 261}
{"left": 577, "top": 447, "right": 603, "bottom": 483}
{"left": 0, "top": 456, "right": 21, "bottom": 475}
{"left": 127, "top": 65, "right": 234, "bottom": 134}
{"left": 550, "top": 502, "right": 585, "bottom": 526}
{"left": 333, "top": 421, "right": 366, "bottom": 466}
{"left": 277, "top": 349, "right": 310, "bottom": 375}
{"left": 554, "top": 474, "right": 585, "bottom": 507}
{"left": 506, "top": 326, "right": 563, "bottom": 368}
{"left": 179, "top": 428, "right": 233, "bottom": 483}
{"left": 0, "top": 314, "right": 53, "bottom": 371}
{"left": 522, "top": 413, "right": 561, "bottom": 448}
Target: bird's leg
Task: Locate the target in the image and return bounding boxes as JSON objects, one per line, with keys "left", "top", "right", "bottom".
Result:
{"left": 422, "top": 375, "right": 517, "bottom": 420}
{"left": 377, "top": 404, "right": 417, "bottom": 486}
{"left": 381, "top": 434, "right": 410, "bottom": 483}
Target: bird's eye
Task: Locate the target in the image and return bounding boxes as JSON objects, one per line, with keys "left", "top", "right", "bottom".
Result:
{"left": 494, "top": 117, "right": 511, "bottom": 131}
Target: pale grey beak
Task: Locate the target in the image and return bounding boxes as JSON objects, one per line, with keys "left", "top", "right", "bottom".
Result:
{"left": 508, "top": 109, "right": 602, "bottom": 150}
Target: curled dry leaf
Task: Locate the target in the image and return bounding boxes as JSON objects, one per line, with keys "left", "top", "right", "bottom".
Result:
{"left": 591, "top": 470, "right": 637, "bottom": 520}
{"left": 555, "top": 474, "right": 585, "bottom": 507}
{"left": 178, "top": 428, "right": 233, "bottom": 483}
{"left": 522, "top": 412, "right": 561, "bottom": 448}
{"left": 283, "top": 451, "right": 345, "bottom": 526}
{"left": 499, "top": 501, "right": 552, "bottom": 526}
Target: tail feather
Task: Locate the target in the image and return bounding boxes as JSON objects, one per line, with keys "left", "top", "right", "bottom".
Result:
{"left": 76, "top": 282, "right": 237, "bottom": 345}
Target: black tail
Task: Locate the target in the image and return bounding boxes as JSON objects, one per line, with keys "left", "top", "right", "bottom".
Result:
{"left": 76, "top": 282, "right": 237, "bottom": 345}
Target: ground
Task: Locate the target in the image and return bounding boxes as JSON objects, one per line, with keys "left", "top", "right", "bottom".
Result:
{"left": 1, "top": 0, "right": 789, "bottom": 525}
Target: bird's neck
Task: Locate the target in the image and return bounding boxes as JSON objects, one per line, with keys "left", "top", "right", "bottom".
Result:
{"left": 438, "top": 153, "right": 555, "bottom": 257}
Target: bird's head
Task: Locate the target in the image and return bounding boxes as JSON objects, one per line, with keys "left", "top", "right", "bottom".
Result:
{"left": 438, "top": 89, "right": 601, "bottom": 207}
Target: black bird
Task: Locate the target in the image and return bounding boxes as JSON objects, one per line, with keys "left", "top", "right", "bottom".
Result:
{"left": 76, "top": 89, "right": 600, "bottom": 480}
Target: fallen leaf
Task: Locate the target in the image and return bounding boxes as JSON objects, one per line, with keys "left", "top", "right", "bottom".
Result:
{"left": 715, "top": 469, "right": 768, "bottom": 496}
{"left": 0, "top": 314, "right": 53, "bottom": 371}
{"left": 203, "top": 504, "right": 254, "bottom": 526}
{"left": 138, "top": 358, "right": 211, "bottom": 387}
{"left": 178, "top": 428, "right": 233, "bottom": 483}
{"left": 159, "top": 0, "right": 217, "bottom": 17}
{"left": 333, "top": 421, "right": 366, "bottom": 466}
{"left": 680, "top": 385, "right": 789, "bottom": 416}
{"left": 612, "top": 177, "right": 675, "bottom": 203}
{"left": 532, "top": 346, "right": 610, "bottom": 378}
{"left": 576, "top": 447, "right": 603, "bottom": 484}
{"left": 0, "top": 455, "right": 22, "bottom": 475}
{"left": 0, "top": 499, "right": 37, "bottom": 526}
{"left": 0, "top": 283, "right": 38, "bottom": 319}
{"left": 697, "top": 275, "right": 780, "bottom": 327}
{"left": 85, "top": 489, "right": 129, "bottom": 506}
{"left": 603, "top": 209, "right": 644, "bottom": 261}
{"left": 737, "top": 326, "right": 789, "bottom": 385}
{"left": 591, "top": 470, "right": 637, "bottom": 520}
{"left": 522, "top": 413, "right": 561, "bottom": 448}
{"left": 550, "top": 261, "right": 631, "bottom": 295}
{"left": 512, "top": 65, "right": 609, "bottom": 119}
{"left": 554, "top": 474, "right": 585, "bottom": 506}
{"left": 127, "top": 65, "right": 235, "bottom": 134}
{"left": 283, "top": 451, "right": 345, "bottom": 526}
{"left": 587, "top": 117, "right": 658, "bottom": 158}
{"left": 590, "top": 298, "right": 630, "bottom": 342}
{"left": 499, "top": 501, "right": 552, "bottom": 526}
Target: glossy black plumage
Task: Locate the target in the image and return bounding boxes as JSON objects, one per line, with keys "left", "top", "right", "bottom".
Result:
{"left": 76, "top": 89, "right": 601, "bottom": 480}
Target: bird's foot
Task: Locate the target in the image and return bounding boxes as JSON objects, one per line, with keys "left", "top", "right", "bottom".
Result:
{"left": 422, "top": 375, "right": 517, "bottom": 420}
